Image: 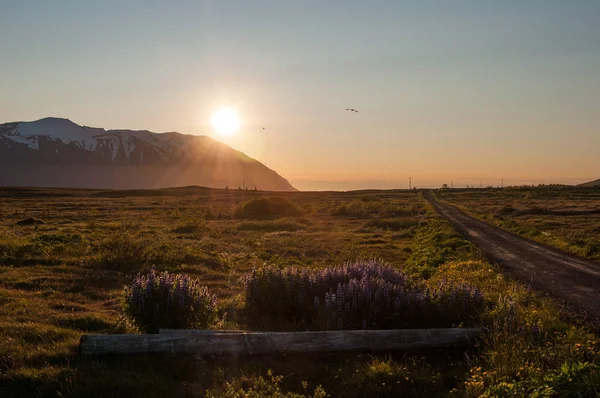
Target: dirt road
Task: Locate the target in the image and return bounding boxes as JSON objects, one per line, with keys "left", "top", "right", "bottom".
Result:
{"left": 425, "top": 191, "right": 600, "bottom": 322}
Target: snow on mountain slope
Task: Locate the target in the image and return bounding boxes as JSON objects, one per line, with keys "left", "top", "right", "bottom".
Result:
{"left": 1, "top": 117, "right": 197, "bottom": 161}
{"left": 10, "top": 117, "right": 100, "bottom": 150}
{"left": 0, "top": 117, "right": 297, "bottom": 191}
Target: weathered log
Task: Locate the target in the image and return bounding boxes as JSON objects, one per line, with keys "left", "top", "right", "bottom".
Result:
{"left": 80, "top": 328, "right": 480, "bottom": 356}
{"left": 159, "top": 329, "right": 257, "bottom": 335}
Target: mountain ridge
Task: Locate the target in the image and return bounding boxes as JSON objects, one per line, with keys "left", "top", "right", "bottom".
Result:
{"left": 578, "top": 178, "right": 600, "bottom": 188}
{"left": 0, "top": 117, "right": 296, "bottom": 191}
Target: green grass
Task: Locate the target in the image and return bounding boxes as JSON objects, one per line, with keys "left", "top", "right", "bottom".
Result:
{"left": 0, "top": 187, "right": 598, "bottom": 397}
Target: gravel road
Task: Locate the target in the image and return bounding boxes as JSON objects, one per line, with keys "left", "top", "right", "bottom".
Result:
{"left": 425, "top": 191, "right": 600, "bottom": 322}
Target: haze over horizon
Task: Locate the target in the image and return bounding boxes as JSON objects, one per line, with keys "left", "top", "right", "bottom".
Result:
{"left": 1, "top": 1, "right": 599, "bottom": 191}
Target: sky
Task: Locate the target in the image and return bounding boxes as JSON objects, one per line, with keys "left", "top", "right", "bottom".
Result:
{"left": 1, "top": 1, "right": 599, "bottom": 190}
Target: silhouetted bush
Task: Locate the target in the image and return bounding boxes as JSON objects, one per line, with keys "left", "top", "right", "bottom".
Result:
{"left": 122, "top": 268, "right": 218, "bottom": 333}
{"left": 234, "top": 197, "right": 302, "bottom": 220}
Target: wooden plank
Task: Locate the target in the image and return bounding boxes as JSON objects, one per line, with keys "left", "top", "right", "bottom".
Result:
{"left": 80, "top": 328, "right": 480, "bottom": 356}
{"left": 159, "top": 329, "right": 257, "bottom": 335}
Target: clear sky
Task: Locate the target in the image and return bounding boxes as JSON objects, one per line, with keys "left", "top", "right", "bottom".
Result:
{"left": 1, "top": 1, "right": 599, "bottom": 190}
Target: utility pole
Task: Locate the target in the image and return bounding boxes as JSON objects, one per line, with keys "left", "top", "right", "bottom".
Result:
{"left": 409, "top": 177, "right": 411, "bottom": 190}
{"left": 480, "top": 180, "right": 483, "bottom": 189}
{"left": 451, "top": 180, "right": 453, "bottom": 189}
{"left": 501, "top": 178, "right": 504, "bottom": 188}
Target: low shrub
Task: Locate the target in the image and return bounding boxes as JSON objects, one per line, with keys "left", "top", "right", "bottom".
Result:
{"left": 91, "top": 232, "right": 150, "bottom": 270}
{"left": 171, "top": 220, "right": 206, "bottom": 234}
{"left": 237, "top": 218, "right": 308, "bottom": 232}
{"left": 479, "top": 361, "right": 600, "bottom": 397}
{"left": 90, "top": 233, "right": 222, "bottom": 270}
{"left": 235, "top": 197, "right": 302, "bottom": 220}
{"left": 365, "top": 217, "right": 418, "bottom": 231}
{"left": 122, "top": 268, "right": 218, "bottom": 333}
{"left": 332, "top": 200, "right": 419, "bottom": 218}
{"left": 343, "top": 356, "right": 447, "bottom": 398}
{"left": 206, "top": 370, "right": 327, "bottom": 398}
{"left": 242, "top": 260, "right": 484, "bottom": 330}
{"left": 331, "top": 199, "right": 381, "bottom": 218}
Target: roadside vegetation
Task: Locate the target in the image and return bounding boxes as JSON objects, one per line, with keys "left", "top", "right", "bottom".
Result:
{"left": 437, "top": 187, "right": 600, "bottom": 262}
{"left": 0, "top": 187, "right": 598, "bottom": 397}
{"left": 406, "top": 201, "right": 600, "bottom": 395}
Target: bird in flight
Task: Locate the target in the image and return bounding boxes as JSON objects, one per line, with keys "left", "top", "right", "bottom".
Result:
{"left": 261, "top": 126, "right": 267, "bottom": 130}
{"left": 345, "top": 108, "right": 359, "bottom": 113}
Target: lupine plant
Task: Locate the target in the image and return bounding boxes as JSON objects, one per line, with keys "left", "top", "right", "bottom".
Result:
{"left": 122, "top": 268, "right": 218, "bottom": 333}
{"left": 242, "top": 260, "right": 484, "bottom": 330}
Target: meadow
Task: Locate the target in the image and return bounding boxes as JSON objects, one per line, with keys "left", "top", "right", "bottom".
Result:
{"left": 436, "top": 187, "right": 600, "bottom": 262}
{"left": 0, "top": 186, "right": 598, "bottom": 397}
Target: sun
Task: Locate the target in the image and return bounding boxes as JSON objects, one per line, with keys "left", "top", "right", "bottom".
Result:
{"left": 210, "top": 108, "right": 240, "bottom": 136}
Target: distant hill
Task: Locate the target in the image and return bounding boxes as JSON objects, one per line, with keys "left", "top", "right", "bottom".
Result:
{"left": 579, "top": 179, "right": 600, "bottom": 188}
{"left": 0, "top": 117, "right": 296, "bottom": 191}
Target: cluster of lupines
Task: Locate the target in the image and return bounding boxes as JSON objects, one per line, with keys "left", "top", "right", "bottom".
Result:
{"left": 317, "top": 275, "right": 484, "bottom": 330}
{"left": 243, "top": 260, "right": 484, "bottom": 330}
{"left": 123, "top": 268, "right": 218, "bottom": 333}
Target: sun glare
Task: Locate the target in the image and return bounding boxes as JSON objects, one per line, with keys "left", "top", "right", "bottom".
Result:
{"left": 210, "top": 108, "right": 240, "bottom": 136}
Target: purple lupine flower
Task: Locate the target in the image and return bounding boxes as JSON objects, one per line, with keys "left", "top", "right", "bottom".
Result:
{"left": 123, "top": 269, "right": 218, "bottom": 333}
{"left": 240, "top": 259, "right": 484, "bottom": 331}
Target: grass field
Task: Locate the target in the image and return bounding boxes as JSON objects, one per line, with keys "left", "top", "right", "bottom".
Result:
{"left": 1, "top": 186, "right": 599, "bottom": 397}
{"left": 436, "top": 187, "right": 600, "bottom": 262}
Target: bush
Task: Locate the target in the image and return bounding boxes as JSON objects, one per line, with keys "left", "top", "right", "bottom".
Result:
{"left": 122, "top": 268, "right": 218, "bottom": 333}
{"left": 242, "top": 260, "right": 484, "bottom": 330}
{"left": 237, "top": 218, "right": 307, "bottom": 232}
{"left": 365, "top": 217, "right": 418, "bottom": 231}
{"left": 171, "top": 220, "right": 206, "bottom": 234}
{"left": 331, "top": 199, "right": 381, "bottom": 218}
{"left": 91, "top": 232, "right": 150, "bottom": 270}
{"left": 235, "top": 197, "right": 302, "bottom": 220}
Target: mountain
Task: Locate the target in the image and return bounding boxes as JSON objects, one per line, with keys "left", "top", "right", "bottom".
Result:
{"left": 0, "top": 117, "right": 296, "bottom": 191}
{"left": 579, "top": 179, "right": 600, "bottom": 188}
